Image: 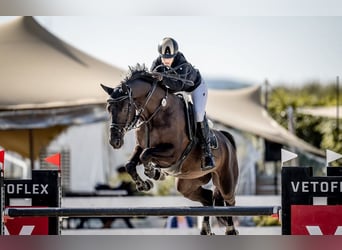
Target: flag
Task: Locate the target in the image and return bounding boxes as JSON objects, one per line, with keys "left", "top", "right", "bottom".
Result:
{"left": 326, "top": 149, "right": 342, "bottom": 166}
{"left": 44, "top": 153, "right": 61, "bottom": 170}
{"left": 0, "top": 150, "right": 4, "bottom": 171}
{"left": 281, "top": 148, "right": 298, "bottom": 166}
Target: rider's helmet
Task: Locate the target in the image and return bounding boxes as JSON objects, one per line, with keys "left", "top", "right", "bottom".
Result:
{"left": 158, "top": 37, "right": 178, "bottom": 58}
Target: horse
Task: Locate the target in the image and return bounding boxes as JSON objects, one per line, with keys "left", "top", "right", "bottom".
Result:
{"left": 101, "top": 64, "right": 239, "bottom": 235}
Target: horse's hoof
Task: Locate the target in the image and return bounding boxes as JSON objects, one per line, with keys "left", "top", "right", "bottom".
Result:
{"left": 152, "top": 169, "right": 161, "bottom": 180}
{"left": 136, "top": 179, "right": 154, "bottom": 192}
{"left": 144, "top": 167, "right": 164, "bottom": 181}
{"left": 144, "top": 168, "right": 158, "bottom": 180}
{"left": 200, "top": 230, "right": 213, "bottom": 235}
{"left": 225, "top": 229, "right": 239, "bottom": 235}
{"left": 136, "top": 183, "right": 144, "bottom": 192}
{"left": 200, "top": 232, "right": 214, "bottom": 235}
{"left": 144, "top": 179, "right": 154, "bottom": 191}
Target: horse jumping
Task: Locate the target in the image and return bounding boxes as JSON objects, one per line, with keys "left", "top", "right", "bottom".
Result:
{"left": 101, "top": 64, "right": 239, "bottom": 235}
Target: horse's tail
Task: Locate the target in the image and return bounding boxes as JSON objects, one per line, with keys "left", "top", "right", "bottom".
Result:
{"left": 219, "top": 130, "right": 236, "bottom": 150}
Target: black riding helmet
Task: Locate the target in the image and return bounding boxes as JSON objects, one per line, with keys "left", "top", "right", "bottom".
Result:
{"left": 158, "top": 37, "right": 178, "bottom": 58}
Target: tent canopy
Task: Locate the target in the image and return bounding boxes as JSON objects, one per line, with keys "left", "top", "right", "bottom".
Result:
{"left": 207, "top": 85, "right": 324, "bottom": 156}
{"left": 0, "top": 16, "right": 124, "bottom": 158}
{"left": 0, "top": 16, "right": 123, "bottom": 112}
{"left": 297, "top": 106, "right": 342, "bottom": 119}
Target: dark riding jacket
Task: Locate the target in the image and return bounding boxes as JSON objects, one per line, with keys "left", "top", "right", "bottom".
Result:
{"left": 150, "top": 52, "right": 202, "bottom": 92}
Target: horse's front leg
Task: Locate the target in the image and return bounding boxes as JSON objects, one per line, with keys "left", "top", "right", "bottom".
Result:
{"left": 140, "top": 143, "right": 175, "bottom": 163}
{"left": 125, "top": 145, "right": 153, "bottom": 192}
{"left": 143, "top": 162, "right": 166, "bottom": 181}
{"left": 140, "top": 143, "right": 175, "bottom": 181}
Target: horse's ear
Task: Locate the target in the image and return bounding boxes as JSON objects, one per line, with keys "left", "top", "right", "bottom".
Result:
{"left": 121, "top": 83, "right": 129, "bottom": 94}
{"left": 100, "top": 84, "right": 114, "bottom": 96}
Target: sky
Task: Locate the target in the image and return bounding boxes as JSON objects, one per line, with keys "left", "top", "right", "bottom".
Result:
{"left": 1, "top": 16, "right": 342, "bottom": 86}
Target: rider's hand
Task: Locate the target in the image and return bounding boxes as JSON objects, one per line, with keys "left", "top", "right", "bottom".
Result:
{"left": 151, "top": 72, "right": 163, "bottom": 81}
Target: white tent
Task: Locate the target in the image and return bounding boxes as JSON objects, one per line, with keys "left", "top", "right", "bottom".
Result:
{"left": 207, "top": 85, "right": 324, "bottom": 156}
{"left": 0, "top": 16, "right": 126, "bottom": 190}
{"left": 0, "top": 16, "right": 124, "bottom": 158}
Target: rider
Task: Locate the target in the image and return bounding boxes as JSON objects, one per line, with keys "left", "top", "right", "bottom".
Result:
{"left": 150, "top": 37, "right": 215, "bottom": 171}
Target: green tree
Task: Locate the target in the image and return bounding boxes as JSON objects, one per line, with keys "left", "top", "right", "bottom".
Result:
{"left": 267, "top": 82, "right": 342, "bottom": 164}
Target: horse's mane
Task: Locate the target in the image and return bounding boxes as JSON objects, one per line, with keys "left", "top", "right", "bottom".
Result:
{"left": 121, "top": 63, "right": 154, "bottom": 85}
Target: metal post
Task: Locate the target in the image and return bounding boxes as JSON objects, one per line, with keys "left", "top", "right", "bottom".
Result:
{"left": 28, "top": 129, "right": 35, "bottom": 170}
{"left": 0, "top": 169, "right": 3, "bottom": 235}
{"left": 264, "top": 79, "right": 269, "bottom": 110}
{"left": 337, "top": 76, "right": 340, "bottom": 145}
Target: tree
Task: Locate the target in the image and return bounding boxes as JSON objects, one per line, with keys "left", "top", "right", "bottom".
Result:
{"left": 267, "top": 81, "right": 342, "bottom": 165}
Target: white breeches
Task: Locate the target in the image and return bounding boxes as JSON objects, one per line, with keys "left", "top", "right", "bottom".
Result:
{"left": 190, "top": 79, "right": 208, "bottom": 122}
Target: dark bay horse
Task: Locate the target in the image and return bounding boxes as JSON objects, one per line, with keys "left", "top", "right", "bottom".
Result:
{"left": 101, "top": 65, "right": 239, "bottom": 235}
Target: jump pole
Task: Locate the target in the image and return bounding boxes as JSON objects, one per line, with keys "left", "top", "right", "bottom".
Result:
{"left": 5, "top": 206, "right": 281, "bottom": 218}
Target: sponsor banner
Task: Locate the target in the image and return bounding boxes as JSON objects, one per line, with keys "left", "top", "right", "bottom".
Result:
{"left": 4, "top": 206, "right": 49, "bottom": 235}
{"left": 291, "top": 205, "right": 342, "bottom": 235}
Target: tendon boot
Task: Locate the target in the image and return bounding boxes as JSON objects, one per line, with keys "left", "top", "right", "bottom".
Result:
{"left": 198, "top": 117, "right": 215, "bottom": 171}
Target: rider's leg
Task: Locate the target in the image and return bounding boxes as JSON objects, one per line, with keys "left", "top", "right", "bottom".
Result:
{"left": 191, "top": 80, "right": 215, "bottom": 171}
{"left": 198, "top": 115, "right": 215, "bottom": 170}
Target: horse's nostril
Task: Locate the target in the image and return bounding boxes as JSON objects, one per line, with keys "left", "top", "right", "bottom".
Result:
{"left": 110, "top": 138, "right": 123, "bottom": 148}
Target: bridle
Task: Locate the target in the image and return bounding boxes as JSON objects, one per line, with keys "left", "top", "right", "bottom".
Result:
{"left": 107, "top": 76, "right": 169, "bottom": 134}
{"left": 107, "top": 91, "right": 133, "bottom": 136}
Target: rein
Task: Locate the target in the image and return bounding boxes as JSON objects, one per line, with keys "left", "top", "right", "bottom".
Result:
{"left": 140, "top": 87, "right": 168, "bottom": 125}
{"left": 132, "top": 79, "right": 169, "bottom": 129}
{"left": 153, "top": 63, "right": 195, "bottom": 87}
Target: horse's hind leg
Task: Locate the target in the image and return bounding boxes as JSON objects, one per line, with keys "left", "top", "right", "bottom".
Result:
{"left": 200, "top": 216, "right": 212, "bottom": 235}
{"left": 224, "top": 200, "right": 238, "bottom": 235}
{"left": 176, "top": 177, "right": 214, "bottom": 235}
{"left": 213, "top": 189, "right": 238, "bottom": 235}
{"left": 211, "top": 144, "right": 239, "bottom": 235}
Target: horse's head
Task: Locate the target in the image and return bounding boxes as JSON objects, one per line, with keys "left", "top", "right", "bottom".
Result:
{"left": 101, "top": 84, "right": 136, "bottom": 149}
{"left": 101, "top": 64, "right": 167, "bottom": 148}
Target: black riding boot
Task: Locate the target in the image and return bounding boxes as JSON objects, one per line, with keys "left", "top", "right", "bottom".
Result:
{"left": 198, "top": 117, "right": 215, "bottom": 171}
